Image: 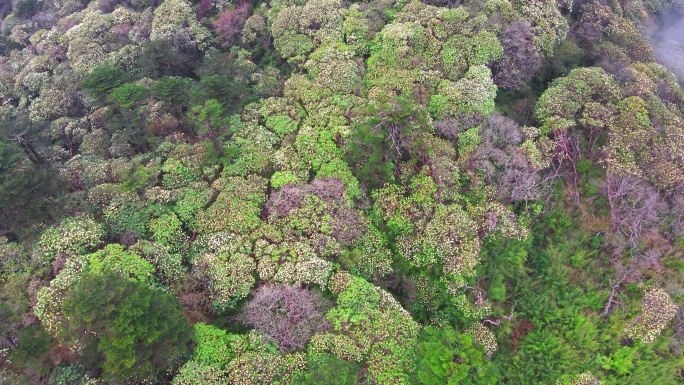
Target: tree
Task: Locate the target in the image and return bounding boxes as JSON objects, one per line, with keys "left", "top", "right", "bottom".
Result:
{"left": 535, "top": 67, "right": 621, "bottom": 135}
{"left": 61, "top": 270, "right": 192, "bottom": 382}
{"left": 346, "top": 95, "right": 431, "bottom": 188}
{"left": 151, "top": 76, "right": 192, "bottom": 113}
{"left": 35, "top": 215, "right": 104, "bottom": 263}
{"left": 470, "top": 113, "right": 548, "bottom": 203}
{"left": 292, "top": 353, "right": 360, "bottom": 385}
{"left": 429, "top": 66, "right": 498, "bottom": 121}
{"left": 556, "top": 372, "right": 600, "bottom": 385}
{"left": 238, "top": 284, "right": 332, "bottom": 351}
{"left": 494, "top": 21, "right": 542, "bottom": 90}
{"left": 81, "top": 65, "right": 126, "bottom": 100}
{"left": 14, "top": 0, "right": 39, "bottom": 19}
{"left": 624, "top": 286, "right": 677, "bottom": 344}
{"left": 174, "top": 329, "right": 307, "bottom": 384}
{"left": 514, "top": 0, "right": 568, "bottom": 55}
{"left": 0, "top": 142, "right": 64, "bottom": 238}
{"left": 151, "top": 0, "right": 211, "bottom": 51}
{"left": 414, "top": 326, "right": 496, "bottom": 385}
{"left": 213, "top": 2, "right": 251, "bottom": 48}
{"left": 137, "top": 38, "right": 198, "bottom": 79}
{"left": 108, "top": 83, "right": 148, "bottom": 108}
{"left": 312, "top": 273, "right": 420, "bottom": 383}
{"left": 192, "top": 251, "right": 256, "bottom": 311}
{"left": 188, "top": 99, "right": 229, "bottom": 156}
{"left": 603, "top": 172, "right": 666, "bottom": 246}
{"left": 196, "top": 175, "right": 267, "bottom": 234}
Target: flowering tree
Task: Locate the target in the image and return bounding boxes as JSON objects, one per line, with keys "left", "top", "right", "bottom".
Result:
{"left": 624, "top": 286, "right": 677, "bottom": 344}
{"left": 311, "top": 273, "right": 420, "bottom": 384}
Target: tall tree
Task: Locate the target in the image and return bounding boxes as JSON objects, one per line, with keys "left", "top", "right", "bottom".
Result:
{"left": 60, "top": 270, "right": 192, "bottom": 382}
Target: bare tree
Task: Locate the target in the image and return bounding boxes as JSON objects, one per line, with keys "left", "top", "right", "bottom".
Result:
{"left": 238, "top": 284, "right": 332, "bottom": 352}
{"left": 553, "top": 128, "right": 582, "bottom": 205}
{"left": 604, "top": 172, "right": 667, "bottom": 247}
{"left": 8, "top": 128, "right": 43, "bottom": 165}
{"left": 435, "top": 114, "right": 484, "bottom": 142}
{"left": 494, "top": 21, "right": 542, "bottom": 90}
{"left": 470, "top": 113, "right": 555, "bottom": 203}
{"left": 214, "top": 2, "right": 251, "bottom": 48}
{"left": 667, "top": 193, "right": 684, "bottom": 241}
{"left": 602, "top": 261, "right": 636, "bottom": 317}
{"left": 482, "top": 304, "right": 516, "bottom": 326}
{"left": 669, "top": 307, "right": 684, "bottom": 355}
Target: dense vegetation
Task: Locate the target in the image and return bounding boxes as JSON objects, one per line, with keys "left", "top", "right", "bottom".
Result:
{"left": 2, "top": 0, "right": 684, "bottom": 383}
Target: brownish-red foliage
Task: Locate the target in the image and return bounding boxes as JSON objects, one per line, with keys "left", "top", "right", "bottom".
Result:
{"left": 179, "top": 274, "right": 216, "bottom": 324}
{"left": 213, "top": 2, "right": 251, "bottom": 48}
{"left": 510, "top": 319, "right": 535, "bottom": 354}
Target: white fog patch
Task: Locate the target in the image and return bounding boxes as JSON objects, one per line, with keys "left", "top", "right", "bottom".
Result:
{"left": 652, "top": 3, "right": 684, "bottom": 82}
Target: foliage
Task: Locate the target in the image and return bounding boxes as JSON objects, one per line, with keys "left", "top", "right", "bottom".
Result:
{"left": 61, "top": 269, "right": 192, "bottom": 382}
{"left": 81, "top": 66, "right": 126, "bottom": 100}
{"left": 292, "top": 353, "right": 360, "bottom": 385}
{"left": 5, "top": 0, "right": 684, "bottom": 382}
{"left": 108, "top": 83, "right": 147, "bottom": 108}
{"left": 414, "top": 326, "right": 496, "bottom": 385}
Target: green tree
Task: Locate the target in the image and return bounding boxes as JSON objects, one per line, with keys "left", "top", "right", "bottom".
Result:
{"left": 81, "top": 66, "right": 126, "bottom": 100}
{"left": 346, "top": 95, "right": 430, "bottom": 188}
{"left": 151, "top": 76, "right": 192, "bottom": 112}
{"left": 60, "top": 270, "right": 192, "bottom": 382}
{"left": 188, "top": 99, "right": 230, "bottom": 156}
{"left": 108, "top": 83, "right": 148, "bottom": 108}
{"left": 0, "top": 143, "right": 64, "bottom": 238}
{"left": 292, "top": 353, "right": 360, "bottom": 385}
{"left": 414, "top": 326, "right": 496, "bottom": 385}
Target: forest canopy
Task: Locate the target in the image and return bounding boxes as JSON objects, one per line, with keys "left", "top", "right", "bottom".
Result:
{"left": 2, "top": 0, "right": 684, "bottom": 384}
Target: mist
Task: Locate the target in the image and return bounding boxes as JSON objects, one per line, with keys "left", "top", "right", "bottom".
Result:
{"left": 652, "top": 2, "right": 684, "bottom": 82}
